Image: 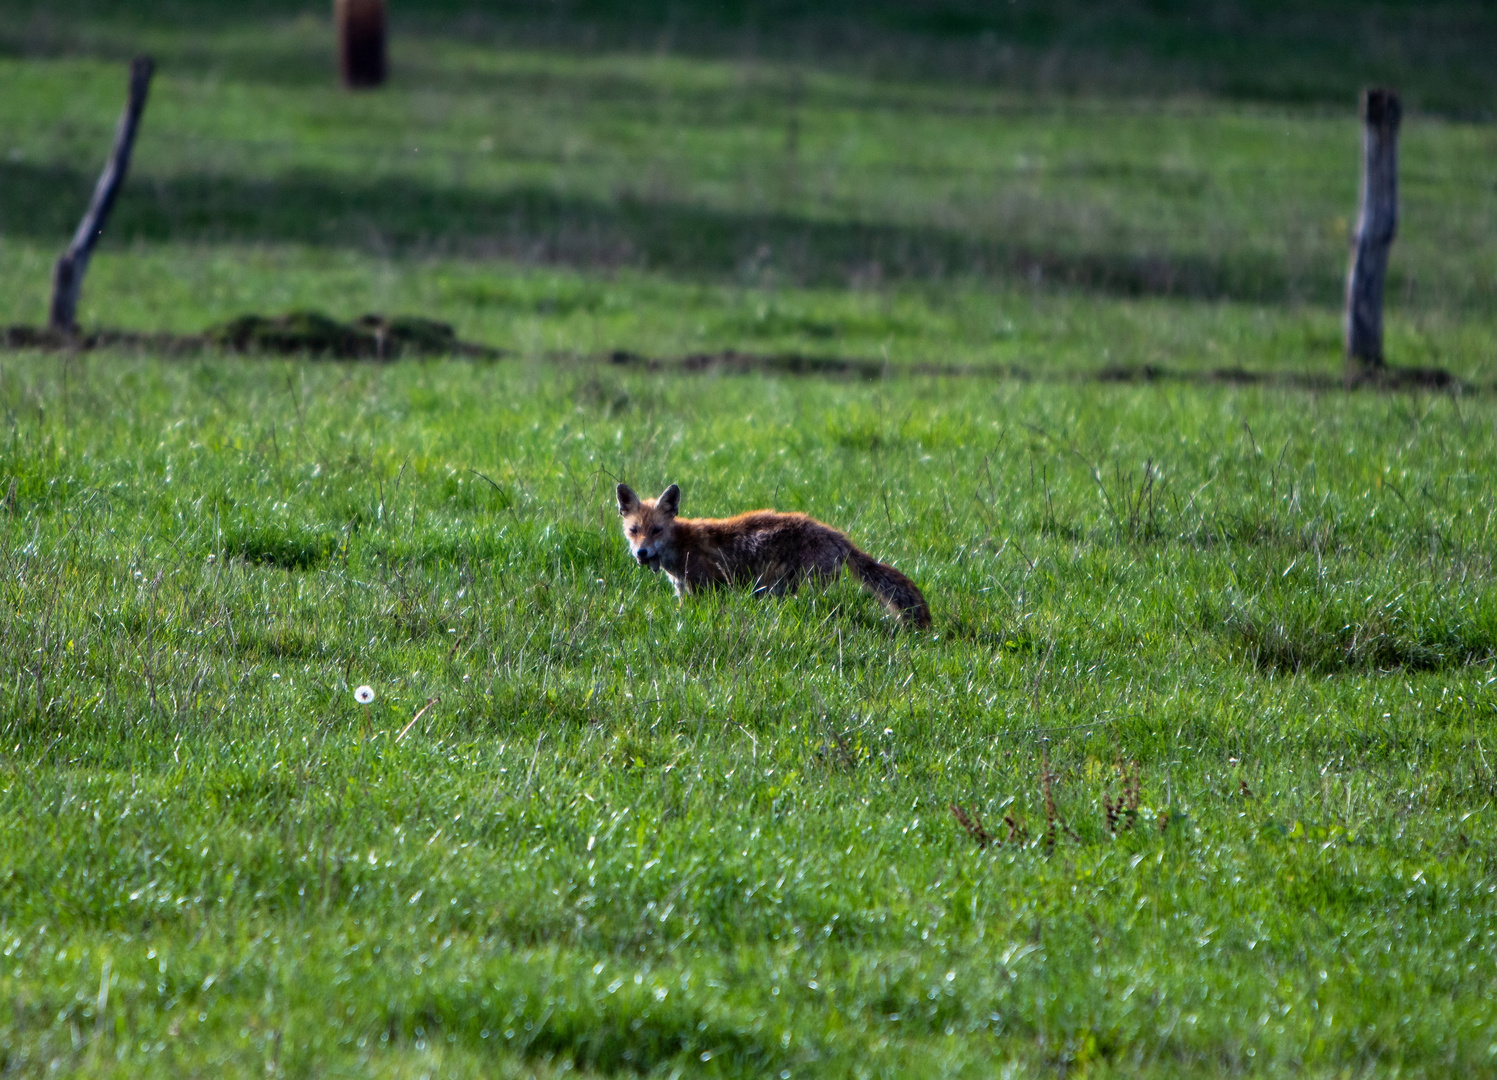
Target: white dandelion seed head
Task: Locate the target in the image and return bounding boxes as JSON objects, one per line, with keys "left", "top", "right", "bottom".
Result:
{"left": 354, "top": 685, "right": 375, "bottom": 704}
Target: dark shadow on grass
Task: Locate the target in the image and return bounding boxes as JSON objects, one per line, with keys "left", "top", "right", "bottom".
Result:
{"left": 606, "top": 350, "right": 1475, "bottom": 394}
{"left": 0, "top": 159, "right": 1310, "bottom": 303}
{"left": 1213, "top": 599, "right": 1497, "bottom": 676}
{"left": 383, "top": 973, "right": 783, "bottom": 1079}
{"left": 1098, "top": 361, "right": 1468, "bottom": 394}
{"left": 3, "top": 0, "right": 1495, "bottom": 116}
{"left": 2, "top": 327, "right": 1476, "bottom": 396}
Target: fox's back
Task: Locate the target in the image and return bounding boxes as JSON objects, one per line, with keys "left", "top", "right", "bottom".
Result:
{"left": 678, "top": 510, "right": 854, "bottom": 582}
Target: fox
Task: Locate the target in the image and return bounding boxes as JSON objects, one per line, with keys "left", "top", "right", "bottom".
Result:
{"left": 615, "top": 482, "right": 931, "bottom": 628}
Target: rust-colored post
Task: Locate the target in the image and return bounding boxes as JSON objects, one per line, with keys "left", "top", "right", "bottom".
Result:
{"left": 336, "top": 0, "right": 387, "bottom": 89}
{"left": 1345, "top": 87, "right": 1401, "bottom": 373}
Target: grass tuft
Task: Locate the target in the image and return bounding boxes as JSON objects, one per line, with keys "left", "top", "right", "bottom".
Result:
{"left": 223, "top": 522, "right": 337, "bottom": 571}
{"left": 1216, "top": 590, "right": 1497, "bottom": 675}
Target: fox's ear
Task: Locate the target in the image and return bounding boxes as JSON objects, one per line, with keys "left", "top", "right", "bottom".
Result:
{"left": 657, "top": 483, "right": 681, "bottom": 516}
{"left": 616, "top": 483, "right": 640, "bottom": 515}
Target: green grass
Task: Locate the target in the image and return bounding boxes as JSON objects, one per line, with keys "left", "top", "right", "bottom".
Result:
{"left": 3, "top": 2, "right": 1497, "bottom": 1076}
{"left": 3, "top": 355, "right": 1497, "bottom": 1077}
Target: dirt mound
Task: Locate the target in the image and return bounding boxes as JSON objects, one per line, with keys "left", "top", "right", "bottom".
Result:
{"left": 206, "top": 312, "right": 489, "bottom": 359}
{"left": 2, "top": 312, "right": 501, "bottom": 360}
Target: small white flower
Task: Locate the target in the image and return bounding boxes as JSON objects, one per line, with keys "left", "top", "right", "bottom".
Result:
{"left": 354, "top": 685, "right": 375, "bottom": 704}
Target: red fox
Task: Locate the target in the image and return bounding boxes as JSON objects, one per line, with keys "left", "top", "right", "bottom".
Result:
{"left": 616, "top": 483, "right": 931, "bottom": 628}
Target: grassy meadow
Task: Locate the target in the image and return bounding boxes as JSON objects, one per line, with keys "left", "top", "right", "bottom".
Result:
{"left": 3, "top": 2, "right": 1497, "bottom": 1077}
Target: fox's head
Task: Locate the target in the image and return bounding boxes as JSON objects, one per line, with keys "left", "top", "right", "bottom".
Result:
{"left": 616, "top": 483, "right": 680, "bottom": 572}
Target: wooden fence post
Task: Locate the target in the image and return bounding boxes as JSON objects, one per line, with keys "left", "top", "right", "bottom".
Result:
{"left": 336, "top": 0, "right": 387, "bottom": 89}
{"left": 1345, "top": 87, "right": 1401, "bottom": 373}
{"left": 48, "top": 56, "right": 154, "bottom": 334}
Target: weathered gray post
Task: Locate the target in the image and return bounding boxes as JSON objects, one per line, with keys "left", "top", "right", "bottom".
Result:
{"left": 336, "top": 0, "right": 387, "bottom": 88}
{"left": 1345, "top": 87, "right": 1401, "bottom": 373}
{"left": 48, "top": 56, "right": 155, "bottom": 334}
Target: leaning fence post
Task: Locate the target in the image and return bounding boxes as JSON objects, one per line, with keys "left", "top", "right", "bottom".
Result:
{"left": 336, "top": 0, "right": 387, "bottom": 88}
{"left": 1344, "top": 87, "right": 1401, "bottom": 374}
{"left": 48, "top": 55, "right": 154, "bottom": 334}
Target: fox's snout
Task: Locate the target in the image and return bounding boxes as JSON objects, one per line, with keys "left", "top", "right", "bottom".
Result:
{"left": 633, "top": 543, "right": 663, "bottom": 571}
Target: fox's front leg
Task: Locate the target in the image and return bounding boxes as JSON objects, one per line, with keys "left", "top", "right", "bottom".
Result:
{"left": 670, "top": 551, "right": 704, "bottom": 598}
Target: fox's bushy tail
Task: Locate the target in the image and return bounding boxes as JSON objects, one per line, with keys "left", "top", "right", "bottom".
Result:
{"left": 847, "top": 549, "right": 931, "bottom": 628}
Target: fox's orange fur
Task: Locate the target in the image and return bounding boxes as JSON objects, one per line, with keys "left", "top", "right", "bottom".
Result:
{"left": 616, "top": 482, "right": 931, "bottom": 628}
